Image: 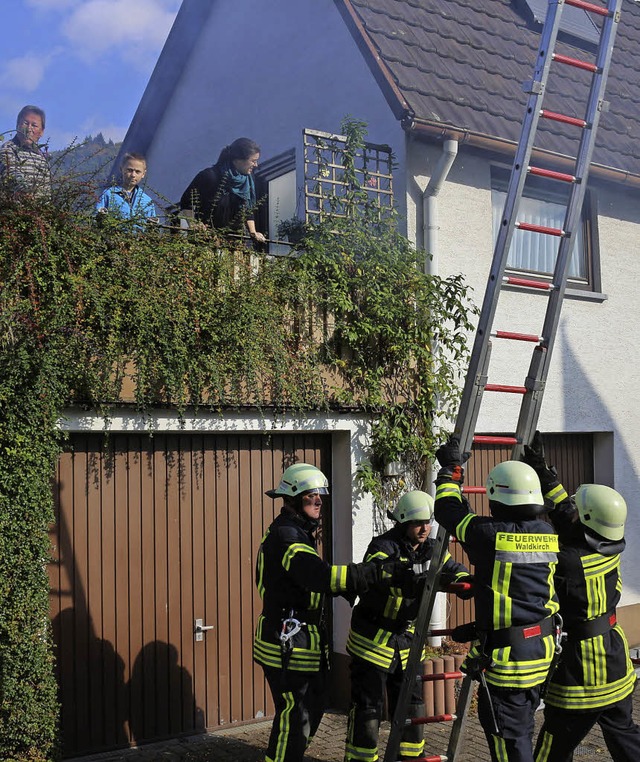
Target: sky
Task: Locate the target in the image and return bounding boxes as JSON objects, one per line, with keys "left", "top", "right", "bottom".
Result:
{"left": 0, "top": 0, "right": 182, "bottom": 150}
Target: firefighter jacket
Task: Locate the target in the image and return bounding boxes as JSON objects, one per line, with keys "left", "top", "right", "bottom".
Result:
{"left": 346, "top": 524, "right": 470, "bottom": 672}
{"left": 434, "top": 478, "right": 560, "bottom": 690}
{"left": 254, "top": 506, "right": 363, "bottom": 673}
{"left": 542, "top": 481, "right": 637, "bottom": 710}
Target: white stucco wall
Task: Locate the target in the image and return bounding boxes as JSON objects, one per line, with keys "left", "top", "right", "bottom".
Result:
{"left": 406, "top": 139, "right": 640, "bottom": 605}
{"left": 137, "top": 0, "right": 406, "bottom": 217}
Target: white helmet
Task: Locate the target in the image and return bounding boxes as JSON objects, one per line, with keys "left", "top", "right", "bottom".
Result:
{"left": 574, "top": 484, "right": 626, "bottom": 543}
{"left": 391, "top": 491, "right": 434, "bottom": 523}
{"left": 266, "top": 463, "right": 329, "bottom": 498}
{"left": 486, "top": 461, "right": 544, "bottom": 515}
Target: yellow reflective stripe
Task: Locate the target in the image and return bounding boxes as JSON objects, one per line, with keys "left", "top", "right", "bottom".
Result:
{"left": 492, "top": 561, "right": 512, "bottom": 628}
{"left": 273, "top": 692, "right": 295, "bottom": 762}
{"left": 457, "top": 512, "right": 475, "bottom": 543}
{"left": 383, "top": 588, "right": 402, "bottom": 619}
{"left": 309, "top": 591, "right": 321, "bottom": 610}
{"left": 256, "top": 529, "right": 270, "bottom": 598}
{"left": 282, "top": 542, "right": 319, "bottom": 571}
{"left": 346, "top": 629, "right": 395, "bottom": 669}
{"left": 435, "top": 481, "right": 462, "bottom": 500}
{"left": 545, "top": 483, "right": 568, "bottom": 504}
{"left": 399, "top": 739, "right": 425, "bottom": 757}
{"left": 491, "top": 733, "right": 509, "bottom": 762}
{"left": 330, "top": 564, "right": 349, "bottom": 592}
{"left": 545, "top": 666, "right": 636, "bottom": 709}
{"left": 365, "top": 550, "right": 389, "bottom": 563}
{"left": 536, "top": 730, "right": 553, "bottom": 762}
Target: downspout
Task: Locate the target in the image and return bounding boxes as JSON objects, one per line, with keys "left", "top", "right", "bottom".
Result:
{"left": 422, "top": 139, "right": 458, "bottom": 645}
{"left": 423, "top": 139, "right": 458, "bottom": 276}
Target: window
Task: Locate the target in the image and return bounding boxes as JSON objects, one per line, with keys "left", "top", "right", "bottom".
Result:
{"left": 491, "top": 166, "right": 600, "bottom": 290}
{"left": 520, "top": 0, "right": 600, "bottom": 46}
{"left": 255, "top": 149, "right": 296, "bottom": 255}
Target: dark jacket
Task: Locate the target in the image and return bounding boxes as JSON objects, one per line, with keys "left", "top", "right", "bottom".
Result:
{"left": 434, "top": 478, "right": 560, "bottom": 689}
{"left": 542, "top": 481, "right": 636, "bottom": 710}
{"left": 179, "top": 165, "right": 254, "bottom": 229}
{"left": 346, "top": 524, "right": 469, "bottom": 672}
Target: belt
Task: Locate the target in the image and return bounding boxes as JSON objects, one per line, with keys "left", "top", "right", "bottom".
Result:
{"left": 490, "top": 616, "right": 556, "bottom": 648}
{"left": 565, "top": 611, "right": 617, "bottom": 642}
{"left": 263, "top": 608, "right": 323, "bottom": 626}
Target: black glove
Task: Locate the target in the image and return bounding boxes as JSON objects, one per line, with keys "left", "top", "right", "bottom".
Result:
{"left": 451, "top": 621, "right": 477, "bottom": 643}
{"left": 452, "top": 574, "right": 475, "bottom": 600}
{"left": 521, "top": 430, "right": 557, "bottom": 489}
{"left": 435, "top": 436, "right": 471, "bottom": 483}
{"left": 348, "top": 559, "right": 413, "bottom": 594}
{"left": 462, "top": 651, "right": 493, "bottom": 680}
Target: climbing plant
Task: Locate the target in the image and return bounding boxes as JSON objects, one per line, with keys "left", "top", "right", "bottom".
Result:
{"left": 0, "top": 118, "right": 475, "bottom": 760}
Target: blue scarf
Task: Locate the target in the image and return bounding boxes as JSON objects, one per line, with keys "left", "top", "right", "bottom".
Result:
{"left": 223, "top": 162, "right": 256, "bottom": 207}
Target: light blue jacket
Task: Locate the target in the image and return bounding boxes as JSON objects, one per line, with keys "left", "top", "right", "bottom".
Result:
{"left": 96, "top": 185, "right": 156, "bottom": 228}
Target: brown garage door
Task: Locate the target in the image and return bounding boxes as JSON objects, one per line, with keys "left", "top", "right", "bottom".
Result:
{"left": 49, "top": 431, "right": 331, "bottom": 757}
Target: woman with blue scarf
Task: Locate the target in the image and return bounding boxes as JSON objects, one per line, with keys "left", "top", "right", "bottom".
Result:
{"left": 180, "top": 137, "right": 266, "bottom": 242}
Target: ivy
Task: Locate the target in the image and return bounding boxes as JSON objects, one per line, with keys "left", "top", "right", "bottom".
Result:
{"left": 0, "top": 118, "right": 475, "bottom": 760}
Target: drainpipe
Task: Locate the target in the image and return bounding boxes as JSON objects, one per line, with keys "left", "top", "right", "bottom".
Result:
{"left": 423, "top": 138, "right": 458, "bottom": 276}
{"left": 422, "top": 139, "right": 458, "bottom": 645}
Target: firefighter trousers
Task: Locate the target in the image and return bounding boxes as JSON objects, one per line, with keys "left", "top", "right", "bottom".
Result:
{"left": 478, "top": 684, "right": 541, "bottom": 762}
{"left": 262, "top": 665, "right": 328, "bottom": 762}
{"left": 534, "top": 693, "right": 640, "bottom": 761}
{"left": 344, "top": 655, "right": 425, "bottom": 761}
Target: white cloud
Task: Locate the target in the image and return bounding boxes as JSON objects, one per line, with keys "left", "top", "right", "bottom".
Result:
{"left": 25, "top": 0, "right": 80, "bottom": 9}
{"left": 0, "top": 49, "right": 61, "bottom": 93}
{"left": 62, "top": 0, "right": 181, "bottom": 69}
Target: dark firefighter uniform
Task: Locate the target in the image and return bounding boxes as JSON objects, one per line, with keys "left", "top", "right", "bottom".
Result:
{"left": 434, "top": 463, "right": 560, "bottom": 762}
{"left": 534, "top": 479, "right": 640, "bottom": 761}
{"left": 344, "top": 524, "right": 471, "bottom": 762}
{"left": 254, "top": 505, "right": 400, "bottom": 762}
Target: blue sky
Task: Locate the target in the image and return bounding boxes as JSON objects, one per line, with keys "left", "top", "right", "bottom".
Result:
{"left": 0, "top": 0, "right": 181, "bottom": 150}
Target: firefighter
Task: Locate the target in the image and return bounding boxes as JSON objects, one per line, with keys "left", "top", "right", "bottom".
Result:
{"left": 433, "top": 437, "right": 560, "bottom": 762}
{"left": 521, "top": 433, "right": 640, "bottom": 762}
{"left": 254, "top": 463, "right": 412, "bottom": 762}
{"left": 344, "top": 490, "right": 473, "bottom": 762}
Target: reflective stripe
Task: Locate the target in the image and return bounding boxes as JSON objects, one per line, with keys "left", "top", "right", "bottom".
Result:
{"left": 457, "top": 512, "right": 475, "bottom": 543}
{"left": 545, "top": 483, "right": 568, "bottom": 504}
{"left": 330, "top": 564, "right": 349, "bottom": 593}
{"left": 282, "top": 542, "right": 318, "bottom": 571}
{"left": 494, "top": 532, "right": 559, "bottom": 564}
{"left": 273, "top": 691, "right": 295, "bottom": 762}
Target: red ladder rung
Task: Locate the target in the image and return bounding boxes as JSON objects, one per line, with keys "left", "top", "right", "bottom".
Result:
{"left": 447, "top": 581, "right": 473, "bottom": 595}
{"left": 503, "top": 275, "right": 553, "bottom": 290}
{"left": 528, "top": 165, "right": 577, "bottom": 183}
{"left": 485, "top": 383, "right": 527, "bottom": 394}
{"left": 419, "top": 671, "right": 464, "bottom": 682}
{"left": 552, "top": 53, "right": 598, "bottom": 73}
{"left": 407, "top": 714, "right": 456, "bottom": 726}
{"left": 493, "top": 330, "right": 541, "bottom": 343}
{"left": 540, "top": 109, "right": 588, "bottom": 128}
{"left": 397, "top": 755, "right": 448, "bottom": 762}
{"left": 565, "top": 0, "right": 612, "bottom": 16}
{"left": 515, "top": 221, "right": 565, "bottom": 237}
{"left": 473, "top": 435, "right": 519, "bottom": 445}
{"left": 462, "top": 485, "right": 486, "bottom": 494}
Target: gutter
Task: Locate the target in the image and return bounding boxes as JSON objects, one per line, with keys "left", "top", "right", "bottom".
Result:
{"left": 406, "top": 117, "right": 640, "bottom": 190}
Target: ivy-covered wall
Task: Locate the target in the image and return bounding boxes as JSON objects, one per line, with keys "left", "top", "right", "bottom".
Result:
{"left": 0, "top": 125, "right": 475, "bottom": 760}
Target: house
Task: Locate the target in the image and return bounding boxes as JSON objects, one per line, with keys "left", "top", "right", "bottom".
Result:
{"left": 51, "top": 0, "right": 640, "bottom": 755}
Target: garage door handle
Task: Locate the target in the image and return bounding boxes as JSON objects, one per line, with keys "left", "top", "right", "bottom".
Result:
{"left": 195, "top": 618, "right": 214, "bottom": 641}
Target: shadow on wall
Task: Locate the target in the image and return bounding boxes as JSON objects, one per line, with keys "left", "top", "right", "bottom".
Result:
{"left": 53, "top": 608, "right": 204, "bottom": 756}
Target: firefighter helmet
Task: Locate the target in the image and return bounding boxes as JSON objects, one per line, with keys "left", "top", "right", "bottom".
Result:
{"left": 266, "top": 463, "right": 329, "bottom": 498}
{"left": 485, "top": 461, "right": 544, "bottom": 510}
{"left": 392, "top": 491, "right": 434, "bottom": 523}
{"left": 574, "top": 484, "right": 626, "bottom": 542}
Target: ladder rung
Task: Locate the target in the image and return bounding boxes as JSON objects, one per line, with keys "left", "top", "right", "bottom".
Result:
{"left": 515, "top": 221, "right": 565, "bottom": 237}
{"left": 485, "top": 383, "right": 527, "bottom": 394}
{"left": 552, "top": 53, "right": 598, "bottom": 73}
{"left": 493, "top": 330, "right": 541, "bottom": 343}
{"left": 528, "top": 165, "right": 577, "bottom": 183}
{"left": 540, "top": 109, "right": 588, "bottom": 128}
{"left": 419, "top": 671, "right": 464, "bottom": 682}
{"left": 462, "top": 486, "right": 486, "bottom": 494}
{"left": 503, "top": 275, "right": 553, "bottom": 290}
{"left": 398, "top": 756, "right": 448, "bottom": 762}
{"left": 565, "top": 0, "right": 612, "bottom": 17}
{"left": 407, "top": 714, "right": 456, "bottom": 726}
{"left": 473, "top": 435, "right": 518, "bottom": 445}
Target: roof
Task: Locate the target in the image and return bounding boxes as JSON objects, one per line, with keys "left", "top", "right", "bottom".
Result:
{"left": 340, "top": 0, "right": 640, "bottom": 177}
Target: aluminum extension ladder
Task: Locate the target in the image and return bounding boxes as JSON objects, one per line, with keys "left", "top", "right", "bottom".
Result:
{"left": 383, "top": 1, "right": 622, "bottom": 760}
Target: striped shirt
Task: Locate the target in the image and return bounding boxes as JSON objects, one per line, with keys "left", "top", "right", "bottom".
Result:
{"left": 0, "top": 137, "right": 51, "bottom": 199}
